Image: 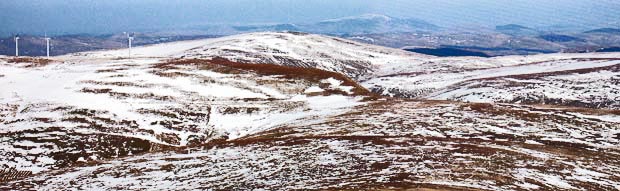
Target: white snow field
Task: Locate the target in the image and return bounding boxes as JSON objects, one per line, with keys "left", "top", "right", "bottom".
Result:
{"left": 1, "top": 32, "right": 619, "bottom": 190}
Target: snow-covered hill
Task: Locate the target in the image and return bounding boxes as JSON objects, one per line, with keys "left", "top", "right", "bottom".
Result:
{"left": 177, "top": 32, "right": 430, "bottom": 79}
{"left": 1, "top": 32, "right": 619, "bottom": 190}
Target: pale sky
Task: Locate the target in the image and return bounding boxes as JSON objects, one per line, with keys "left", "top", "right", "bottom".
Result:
{"left": 1, "top": 0, "right": 619, "bottom": 36}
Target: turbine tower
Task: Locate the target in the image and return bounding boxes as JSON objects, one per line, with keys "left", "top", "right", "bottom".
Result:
{"left": 14, "top": 35, "right": 20, "bottom": 57}
{"left": 44, "top": 34, "right": 51, "bottom": 58}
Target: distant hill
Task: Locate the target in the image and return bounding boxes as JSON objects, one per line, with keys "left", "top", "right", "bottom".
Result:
{"left": 233, "top": 24, "right": 300, "bottom": 32}
{"left": 596, "top": 47, "right": 620, "bottom": 52}
{"left": 308, "top": 14, "right": 438, "bottom": 35}
{"left": 0, "top": 34, "right": 218, "bottom": 57}
{"left": 538, "top": 34, "right": 582, "bottom": 42}
{"left": 405, "top": 47, "right": 490, "bottom": 57}
{"left": 227, "top": 14, "right": 438, "bottom": 36}
{"left": 496, "top": 24, "right": 531, "bottom": 31}
{"left": 496, "top": 24, "right": 539, "bottom": 36}
{"left": 584, "top": 28, "right": 620, "bottom": 34}
{"left": 5, "top": 16, "right": 620, "bottom": 58}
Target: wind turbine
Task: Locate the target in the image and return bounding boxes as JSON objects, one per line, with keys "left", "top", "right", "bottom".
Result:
{"left": 14, "top": 34, "right": 20, "bottom": 57}
{"left": 124, "top": 32, "right": 135, "bottom": 58}
{"left": 44, "top": 33, "right": 51, "bottom": 58}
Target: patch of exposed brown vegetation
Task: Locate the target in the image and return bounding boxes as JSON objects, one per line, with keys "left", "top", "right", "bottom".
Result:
{"left": 7, "top": 57, "right": 54, "bottom": 67}
{"left": 81, "top": 87, "right": 113, "bottom": 94}
{"left": 0, "top": 168, "right": 32, "bottom": 184}
{"left": 95, "top": 68, "right": 129, "bottom": 73}
{"left": 80, "top": 88, "right": 174, "bottom": 101}
{"left": 79, "top": 80, "right": 148, "bottom": 88}
{"left": 155, "top": 57, "right": 372, "bottom": 96}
